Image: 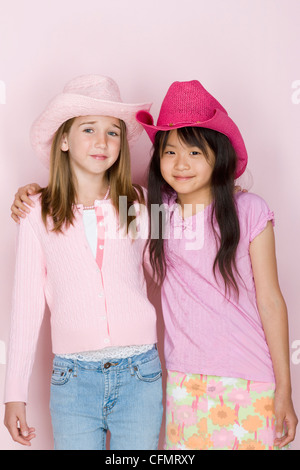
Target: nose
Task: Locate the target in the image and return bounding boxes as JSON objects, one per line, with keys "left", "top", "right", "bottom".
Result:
{"left": 174, "top": 153, "right": 190, "bottom": 170}
{"left": 95, "top": 132, "right": 108, "bottom": 148}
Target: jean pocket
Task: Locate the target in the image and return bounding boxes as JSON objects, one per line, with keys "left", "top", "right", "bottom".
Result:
{"left": 134, "top": 355, "right": 162, "bottom": 383}
{"left": 51, "top": 364, "right": 73, "bottom": 386}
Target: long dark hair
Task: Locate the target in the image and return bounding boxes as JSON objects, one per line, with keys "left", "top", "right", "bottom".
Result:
{"left": 145, "top": 127, "right": 241, "bottom": 296}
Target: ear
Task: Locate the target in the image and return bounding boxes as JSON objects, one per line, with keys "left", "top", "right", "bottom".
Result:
{"left": 60, "top": 133, "right": 69, "bottom": 152}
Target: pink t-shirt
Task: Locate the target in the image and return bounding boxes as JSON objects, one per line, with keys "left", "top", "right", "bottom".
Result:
{"left": 162, "top": 191, "right": 275, "bottom": 383}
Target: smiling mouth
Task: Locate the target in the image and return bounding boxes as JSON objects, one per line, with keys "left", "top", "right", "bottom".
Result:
{"left": 173, "top": 175, "right": 194, "bottom": 181}
{"left": 90, "top": 154, "right": 108, "bottom": 160}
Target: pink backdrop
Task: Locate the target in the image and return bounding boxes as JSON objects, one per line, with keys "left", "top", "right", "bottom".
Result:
{"left": 1, "top": 0, "right": 299, "bottom": 450}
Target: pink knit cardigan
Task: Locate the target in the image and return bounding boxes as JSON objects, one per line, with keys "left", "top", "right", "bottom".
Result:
{"left": 4, "top": 194, "right": 157, "bottom": 403}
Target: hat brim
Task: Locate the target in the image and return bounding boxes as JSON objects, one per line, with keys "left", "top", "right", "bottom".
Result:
{"left": 31, "top": 93, "right": 152, "bottom": 168}
{"left": 136, "top": 109, "right": 247, "bottom": 178}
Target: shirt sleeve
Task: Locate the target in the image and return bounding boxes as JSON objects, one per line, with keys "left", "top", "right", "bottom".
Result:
{"left": 4, "top": 216, "right": 46, "bottom": 404}
{"left": 248, "top": 194, "right": 275, "bottom": 243}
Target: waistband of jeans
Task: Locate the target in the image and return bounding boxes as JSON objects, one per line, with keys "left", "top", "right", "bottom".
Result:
{"left": 53, "top": 344, "right": 159, "bottom": 371}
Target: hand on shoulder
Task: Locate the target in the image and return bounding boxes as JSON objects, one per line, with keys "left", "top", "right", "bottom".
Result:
{"left": 11, "top": 183, "right": 41, "bottom": 224}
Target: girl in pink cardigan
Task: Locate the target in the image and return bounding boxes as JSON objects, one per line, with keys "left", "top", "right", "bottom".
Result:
{"left": 4, "top": 75, "right": 163, "bottom": 450}
{"left": 11, "top": 79, "right": 298, "bottom": 451}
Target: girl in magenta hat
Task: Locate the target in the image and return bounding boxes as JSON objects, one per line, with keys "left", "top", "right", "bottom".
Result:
{"left": 4, "top": 75, "right": 163, "bottom": 450}
{"left": 9, "top": 80, "right": 298, "bottom": 451}
{"left": 135, "top": 80, "right": 297, "bottom": 450}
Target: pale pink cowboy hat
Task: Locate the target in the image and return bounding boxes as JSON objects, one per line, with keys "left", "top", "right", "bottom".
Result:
{"left": 136, "top": 80, "right": 248, "bottom": 178}
{"left": 30, "top": 74, "right": 152, "bottom": 168}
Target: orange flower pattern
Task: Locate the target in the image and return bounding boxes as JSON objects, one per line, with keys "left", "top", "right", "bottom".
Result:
{"left": 165, "top": 371, "right": 286, "bottom": 451}
{"left": 210, "top": 404, "right": 237, "bottom": 427}
{"left": 254, "top": 397, "right": 275, "bottom": 418}
{"left": 184, "top": 377, "right": 206, "bottom": 397}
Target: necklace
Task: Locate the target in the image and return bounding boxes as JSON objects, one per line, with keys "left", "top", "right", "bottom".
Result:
{"left": 82, "top": 185, "right": 110, "bottom": 210}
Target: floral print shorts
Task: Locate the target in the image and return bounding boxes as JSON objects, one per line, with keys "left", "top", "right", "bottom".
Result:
{"left": 165, "top": 371, "right": 284, "bottom": 450}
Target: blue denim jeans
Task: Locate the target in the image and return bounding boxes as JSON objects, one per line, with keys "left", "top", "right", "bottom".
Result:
{"left": 49, "top": 347, "right": 163, "bottom": 450}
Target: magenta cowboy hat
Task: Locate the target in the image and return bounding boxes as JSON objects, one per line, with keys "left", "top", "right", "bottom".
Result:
{"left": 136, "top": 80, "right": 247, "bottom": 178}
{"left": 30, "top": 74, "right": 152, "bottom": 168}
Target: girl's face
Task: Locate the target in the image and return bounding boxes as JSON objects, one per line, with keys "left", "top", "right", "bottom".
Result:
{"left": 160, "top": 130, "right": 215, "bottom": 204}
{"left": 61, "top": 115, "right": 121, "bottom": 178}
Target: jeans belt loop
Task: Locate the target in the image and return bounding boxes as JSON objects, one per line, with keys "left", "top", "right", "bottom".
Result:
{"left": 73, "top": 359, "right": 78, "bottom": 377}
{"left": 128, "top": 357, "right": 135, "bottom": 376}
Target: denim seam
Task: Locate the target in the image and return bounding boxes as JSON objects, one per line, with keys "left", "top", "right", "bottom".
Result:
{"left": 105, "top": 370, "right": 121, "bottom": 416}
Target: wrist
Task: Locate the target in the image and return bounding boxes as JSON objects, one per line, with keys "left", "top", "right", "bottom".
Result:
{"left": 275, "top": 383, "right": 292, "bottom": 397}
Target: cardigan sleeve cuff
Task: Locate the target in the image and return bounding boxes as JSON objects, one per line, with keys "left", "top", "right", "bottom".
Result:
{"left": 3, "top": 374, "right": 29, "bottom": 404}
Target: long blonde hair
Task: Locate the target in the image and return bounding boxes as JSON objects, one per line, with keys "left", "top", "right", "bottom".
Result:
{"left": 39, "top": 118, "right": 144, "bottom": 233}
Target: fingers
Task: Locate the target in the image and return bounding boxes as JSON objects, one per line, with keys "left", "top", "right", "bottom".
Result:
{"left": 10, "top": 423, "right": 36, "bottom": 446}
{"left": 274, "top": 414, "right": 298, "bottom": 449}
{"left": 11, "top": 213, "right": 21, "bottom": 224}
{"left": 10, "top": 184, "right": 38, "bottom": 223}
{"left": 274, "top": 429, "right": 294, "bottom": 449}
{"left": 4, "top": 402, "right": 36, "bottom": 447}
{"left": 17, "top": 185, "right": 38, "bottom": 207}
{"left": 18, "top": 412, "right": 30, "bottom": 438}
{"left": 233, "top": 185, "right": 248, "bottom": 194}
{"left": 234, "top": 185, "right": 241, "bottom": 193}
{"left": 274, "top": 416, "right": 284, "bottom": 447}
{"left": 11, "top": 198, "right": 29, "bottom": 216}
{"left": 17, "top": 184, "right": 37, "bottom": 209}
{"left": 20, "top": 426, "right": 36, "bottom": 445}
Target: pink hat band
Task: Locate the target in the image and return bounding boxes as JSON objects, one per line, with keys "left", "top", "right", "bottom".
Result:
{"left": 136, "top": 80, "right": 247, "bottom": 178}
{"left": 30, "top": 75, "right": 152, "bottom": 168}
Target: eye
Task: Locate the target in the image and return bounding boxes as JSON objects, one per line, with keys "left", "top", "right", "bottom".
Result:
{"left": 108, "top": 131, "right": 119, "bottom": 137}
{"left": 165, "top": 150, "right": 175, "bottom": 155}
{"left": 83, "top": 128, "right": 94, "bottom": 134}
{"left": 190, "top": 151, "right": 202, "bottom": 156}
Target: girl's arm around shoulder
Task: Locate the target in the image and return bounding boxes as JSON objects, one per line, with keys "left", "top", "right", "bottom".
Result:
{"left": 11, "top": 183, "right": 42, "bottom": 224}
{"left": 249, "top": 222, "right": 298, "bottom": 448}
{"left": 19, "top": 193, "right": 42, "bottom": 212}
